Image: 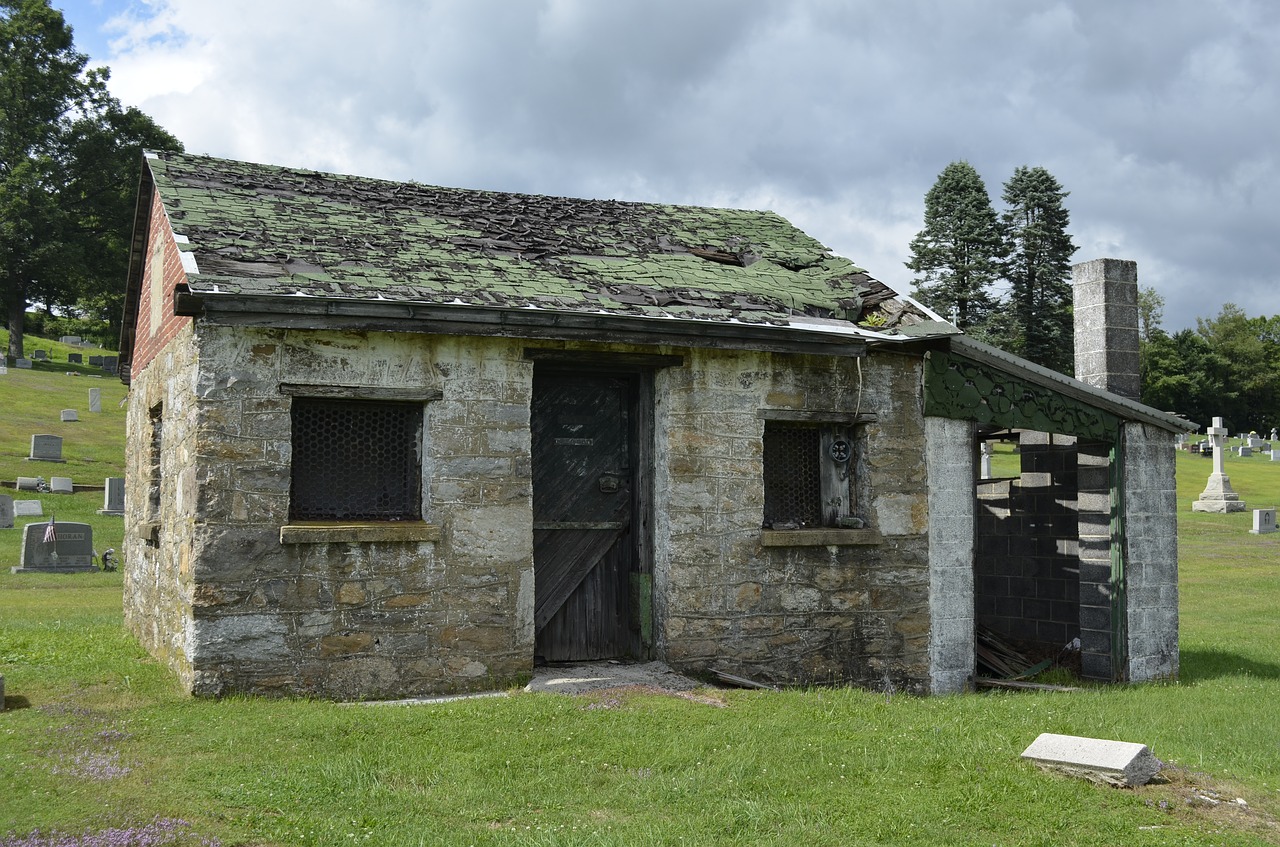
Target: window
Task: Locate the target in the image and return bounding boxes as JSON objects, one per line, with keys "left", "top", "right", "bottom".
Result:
{"left": 289, "top": 397, "right": 423, "bottom": 521}
{"left": 762, "top": 420, "right": 862, "bottom": 529}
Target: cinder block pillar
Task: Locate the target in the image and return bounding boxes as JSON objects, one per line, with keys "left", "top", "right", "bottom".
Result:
{"left": 925, "top": 416, "right": 976, "bottom": 694}
{"left": 1076, "top": 441, "right": 1117, "bottom": 681}
{"left": 1073, "top": 259, "right": 1140, "bottom": 400}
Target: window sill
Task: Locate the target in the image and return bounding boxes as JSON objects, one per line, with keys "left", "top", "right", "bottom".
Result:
{"left": 759, "top": 528, "right": 882, "bottom": 547}
{"left": 280, "top": 522, "right": 442, "bottom": 544}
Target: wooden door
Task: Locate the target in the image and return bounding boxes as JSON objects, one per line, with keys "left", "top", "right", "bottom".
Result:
{"left": 532, "top": 370, "right": 636, "bottom": 662}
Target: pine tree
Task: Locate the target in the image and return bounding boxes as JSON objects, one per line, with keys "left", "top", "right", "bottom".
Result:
{"left": 1000, "top": 166, "right": 1076, "bottom": 372}
{"left": 905, "top": 161, "right": 1003, "bottom": 330}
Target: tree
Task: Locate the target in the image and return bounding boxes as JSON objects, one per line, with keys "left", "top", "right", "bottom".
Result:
{"left": 1195, "top": 304, "right": 1280, "bottom": 432}
{"left": 906, "top": 161, "right": 1003, "bottom": 330}
{"left": 1137, "top": 285, "right": 1164, "bottom": 342}
{"left": 1, "top": 0, "right": 180, "bottom": 359}
{"left": 999, "top": 166, "right": 1076, "bottom": 373}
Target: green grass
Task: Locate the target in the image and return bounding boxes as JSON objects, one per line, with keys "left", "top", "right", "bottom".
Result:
{"left": 3, "top": 347, "right": 1280, "bottom": 845}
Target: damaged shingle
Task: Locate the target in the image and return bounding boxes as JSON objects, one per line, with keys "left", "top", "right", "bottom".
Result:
{"left": 147, "top": 151, "right": 934, "bottom": 332}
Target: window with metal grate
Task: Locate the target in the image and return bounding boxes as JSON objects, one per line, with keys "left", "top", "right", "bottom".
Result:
{"left": 762, "top": 421, "right": 858, "bottom": 529}
{"left": 289, "top": 398, "right": 423, "bottom": 521}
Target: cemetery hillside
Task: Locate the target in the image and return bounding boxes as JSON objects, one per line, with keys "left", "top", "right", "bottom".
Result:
{"left": 2, "top": 329, "right": 1280, "bottom": 845}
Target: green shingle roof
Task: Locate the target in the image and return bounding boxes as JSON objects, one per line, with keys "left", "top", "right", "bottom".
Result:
{"left": 146, "top": 151, "right": 923, "bottom": 329}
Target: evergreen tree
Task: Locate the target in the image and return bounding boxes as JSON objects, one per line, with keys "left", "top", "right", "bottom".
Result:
{"left": 1000, "top": 166, "right": 1076, "bottom": 373}
{"left": 905, "top": 161, "right": 1003, "bottom": 330}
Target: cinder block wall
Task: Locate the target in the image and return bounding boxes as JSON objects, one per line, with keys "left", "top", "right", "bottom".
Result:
{"left": 925, "top": 416, "right": 975, "bottom": 694}
{"left": 655, "top": 348, "right": 934, "bottom": 693}
{"left": 974, "top": 436, "right": 1080, "bottom": 652}
{"left": 1121, "top": 422, "right": 1180, "bottom": 681}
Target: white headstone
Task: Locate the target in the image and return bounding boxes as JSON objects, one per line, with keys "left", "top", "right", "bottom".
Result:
{"left": 979, "top": 441, "right": 993, "bottom": 479}
{"left": 59, "top": 335, "right": 82, "bottom": 345}
{"left": 1193, "top": 416, "right": 1246, "bottom": 513}
{"left": 16, "top": 358, "right": 32, "bottom": 369}
{"left": 14, "top": 500, "right": 43, "bottom": 517}
{"left": 99, "top": 477, "right": 125, "bottom": 516}
{"left": 1021, "top": 733, "right": 1162, "bottom": 787}
{"left": 0, "top": 363, "right": 7, "bottom": 375}
{"left": 60, "top": 409, "right": 79, "bottom": 422}
{"left": 0, "top": 495, "right": 13, "bottom": 529}
{"left": 88, "top": 388, "right": 101, "bottom": 413}
{"left": 27, "top": 434, "right": 65, "bottom": 463}
{"left": 1250, "top": 509, "right": 1277, "bottom": 535}
{"left": 49, "top": 477, "right": 73, "bottom": 494}
{"left": 1272, "top": 450, "right": 1280, "bottom": 462}
{"left": 13, "top": 520, "right": 96, "bottom": 574}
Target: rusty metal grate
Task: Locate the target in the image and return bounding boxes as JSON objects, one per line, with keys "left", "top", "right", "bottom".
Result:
{"left": 290, "top": 398, "right": 422, "bottom": 521}
{"left": 763, "top": 423, "right": 821, "bottom": 527}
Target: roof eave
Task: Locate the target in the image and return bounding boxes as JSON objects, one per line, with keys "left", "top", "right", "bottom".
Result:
{"left": 172, "top": 291, "right": 870, "bottom": 358}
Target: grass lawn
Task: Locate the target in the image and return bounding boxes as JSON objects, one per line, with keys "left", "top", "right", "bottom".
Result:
{"left": 3, "top": 355, "right": 1280, "bottom": 845}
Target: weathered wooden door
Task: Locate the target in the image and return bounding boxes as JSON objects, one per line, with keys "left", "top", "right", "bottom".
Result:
{"left": 532, "top": 370, "right": 636, "bottom": 662}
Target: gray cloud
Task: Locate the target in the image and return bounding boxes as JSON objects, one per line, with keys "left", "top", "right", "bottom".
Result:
{"left": 63, "top": 0, "right": 1280, "bottom": 330}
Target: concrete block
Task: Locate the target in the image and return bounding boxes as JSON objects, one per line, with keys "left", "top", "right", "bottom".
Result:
{"left": 1021, "top": 732, "right": 1162, "bottom": 786}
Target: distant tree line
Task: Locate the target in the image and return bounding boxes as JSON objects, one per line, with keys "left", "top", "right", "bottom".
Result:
{"left": 906, "top": 161, "right": 1076, "bottom": 374}
{"left": 1140, "top": 292, "right": 1280, "bottom": 433}
{"left": 1, "top": 0, "right": 182, "bottom": 359}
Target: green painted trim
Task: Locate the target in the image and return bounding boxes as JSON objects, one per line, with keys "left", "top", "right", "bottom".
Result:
{"left": 923, "top": 351, "right": 1121, "bottom": 439}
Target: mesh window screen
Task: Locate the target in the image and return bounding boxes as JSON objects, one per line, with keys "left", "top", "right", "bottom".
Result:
{"left": 290, "top": 398, "right": 422, "bottom": 521}
{"left": 763, "top": 423, "right": 821, "bottom": 527}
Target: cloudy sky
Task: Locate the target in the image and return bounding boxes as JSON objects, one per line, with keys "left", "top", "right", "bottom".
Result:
{"left": 55, "top": 0, "right": 1279, "bottom": 331}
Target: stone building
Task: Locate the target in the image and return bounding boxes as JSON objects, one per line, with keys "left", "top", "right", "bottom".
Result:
{"left": 118, "top": 152, "right": 1195, "bottom": 699}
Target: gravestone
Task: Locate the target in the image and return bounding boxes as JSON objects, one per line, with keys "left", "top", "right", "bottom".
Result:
{"left": 13, "top": 521, "right": 96, "bottom": 574}
{"left": 101, "top": 355, "right": 118, "bottom": 374}
{"left": 1193, "top": 417, "right": 1246, "bottom": 513}
{"left": 88, "top": 388, "right": 101, "bottom": 413}
{"left": 1021, "top": 733, "right": 1162, "bottom": 787}
{"left": 88, "top": 355, "right": 103, "bottom": 367}
{"left": 1250, "top": 509, "right": 1277, "bottom": 535}
{"left": 979, "top": 442, "right": 993, "bottom": 479}
{"left": 16, "top": 358, "right": 31, "bottom": 369}
{"left": 0, "top": 363, "right": 7, "bottom": 375}
{"left": 68, "top": 353, "right": 83, "bottom": 364}
{"left": 59, "top": 335, "right": 82, "bottom": 345}
{"left": 49, "top": 477, "right": 73, "bottom": 494}
{"left": 27, "top": 434, "right": 65, "bottom": 463}
{"left": 1272, "top": 450, "right": 1280, "bottom": 462}
{"left": 15, "top": 477, "right": 41, "bottom": 491}
{"left": 31, "top": 350, "right": 47, "bottom": 360}
{"left": 14, "top": 500, "right": 43, "bottom": 517}
{"left": 0, "top": 495, "right": 13, "bottom": 529}
{"left": 60, "top": 409, "right": 79, "bottom": 423}
{"left": 1238, "top": 445, "right": 1252, "bottom": 458}
{"left": 99, "top": 477, "right": 125, "bottom": 516}
{"left": 1272, "top": 428, "right": 1278, "bottom": 442}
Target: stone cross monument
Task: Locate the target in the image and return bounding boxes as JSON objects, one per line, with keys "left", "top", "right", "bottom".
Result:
{"left": 1192, "top": 416, "right": 1245, "bottom": 512}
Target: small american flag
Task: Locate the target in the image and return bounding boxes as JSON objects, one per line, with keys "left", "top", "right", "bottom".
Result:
{"left": 43, "top": 516, "right": 56, "bottom": 544}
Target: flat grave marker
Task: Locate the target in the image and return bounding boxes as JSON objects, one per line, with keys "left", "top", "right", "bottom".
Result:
{"left": 15, "top": 477, "right": 41, "bottom": 491}
{"left": 16, "top": 358, "right": 31, "bottom": 369}
{"left": 49, "top": 477, "right": 73, "bottom": 494}
{"left": 14, "top": 500, "right": 43, "bottom": 517}
{"left": 1021, "top": 732, "right": 1162, "bottom": 787}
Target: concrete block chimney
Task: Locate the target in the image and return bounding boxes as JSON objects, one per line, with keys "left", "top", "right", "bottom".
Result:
{"left": 1073, "top": 258, "right": 1140, "bottom": 401}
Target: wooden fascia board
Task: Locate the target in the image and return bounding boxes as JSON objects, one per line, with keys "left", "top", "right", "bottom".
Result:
{"left": 117, "top": 156, "right": 156, "bottom": 385}
{"left": 173, "top": 292, "right": 869, "bottom": 357}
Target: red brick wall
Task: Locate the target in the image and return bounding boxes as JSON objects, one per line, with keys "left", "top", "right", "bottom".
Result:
{"left": 130, "top": 187, "right": 192, "bottom": 375}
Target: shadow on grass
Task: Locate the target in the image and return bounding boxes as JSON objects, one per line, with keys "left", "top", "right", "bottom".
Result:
{"left": 1179, "top": 648, "right": 1280, "bottom": 683}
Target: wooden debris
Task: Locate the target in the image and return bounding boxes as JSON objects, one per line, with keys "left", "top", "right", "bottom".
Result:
{"left": 710, "top": 668, "right": 779, "bottom": 691}
{"left": 976, "top": 678, "right": 1081, "bottom": 692}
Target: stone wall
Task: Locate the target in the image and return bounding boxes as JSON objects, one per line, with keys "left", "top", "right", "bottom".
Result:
{"left": 1121, "top": 422, "right": 1179, "bottom": 681}
{"left": 170, "top": 328, "right": 536, "bottom": 698}
{"left": 655, "top": 348, "right": 934, "bottom": 693}
{"left": 123, "top": 324, "right": 200, "bottom": 682}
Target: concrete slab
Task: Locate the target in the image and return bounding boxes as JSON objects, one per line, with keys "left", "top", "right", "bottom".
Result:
{"left": 1021, "top": 732, "right": 1162, "bottom": 786}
